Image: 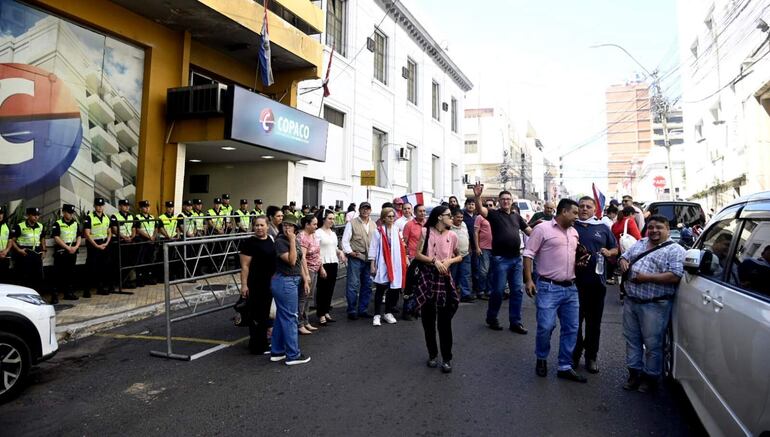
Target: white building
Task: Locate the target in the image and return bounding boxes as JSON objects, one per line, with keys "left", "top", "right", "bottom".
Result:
{"left": 678, "top": 0, "right": 770, "bottom": 209}
{"left": 637, "top": 108, "right": 686, "bottom": 201}
{"left": 296, "top": 0, "right": 473, "bottom": 208}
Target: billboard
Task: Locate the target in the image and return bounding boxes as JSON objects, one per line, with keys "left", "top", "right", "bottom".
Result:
{"left": 227, "top": 85, "right": 328, "bottom": 162}
{"left": 0, "top": 0, "right": 145, "bottom": 217}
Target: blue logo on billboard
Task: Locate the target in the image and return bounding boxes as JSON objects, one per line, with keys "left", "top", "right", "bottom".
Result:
{"left": 0, "top": 63, "right": 82, "bottom": 199}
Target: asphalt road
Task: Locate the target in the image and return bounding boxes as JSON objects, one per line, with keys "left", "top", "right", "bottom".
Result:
{"left": 1, "top": 284, "right": 706, "bottom": 436}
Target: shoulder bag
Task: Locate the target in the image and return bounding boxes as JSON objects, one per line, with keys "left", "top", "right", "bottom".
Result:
{"left": 619, "top": 218, "right": 638, "bottom": 254}
{"left": 620, "top": 241, "right": 675, "bottom": 295}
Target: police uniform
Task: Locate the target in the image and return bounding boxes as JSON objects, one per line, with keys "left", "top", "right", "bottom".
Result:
{"left": 0, "top": 206, "right": 11, "bottom": 283}
{"left": 111, "top": 199, "right": 136, "bottom": 289}
{"left": 51, "top": 204, "right": 81, "bottom": 300}
{"left": 207, "top": 199, "right": 228, "bottom": 235}
{"left": 192, "top": 200, "right": 205, "bottom": 237}
{"left": 253, "top": 199, "right": 265, "bottom": 217}
{"left": 134, "top": 200, "right": 160, "bottom": 286}
{"left": 177, "top": 200, "right": 198, "bottom": 277}
{"left": 83, "top": 198, "right": 112, "bottom": 295}
{"left": 234, "top": 200, "right": 254, "bottom": 233}
{"left": 10, "top": 208, "right": 46, "bottom": 297}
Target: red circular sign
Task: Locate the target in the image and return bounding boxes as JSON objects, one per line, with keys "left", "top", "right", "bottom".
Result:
{"left": 653, "top": 176, "right": 666, "bottom": 188}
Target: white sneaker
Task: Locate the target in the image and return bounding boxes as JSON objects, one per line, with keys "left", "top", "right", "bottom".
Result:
{"left": 373, "top": 315, "right": 382, "bottom": 326}
{"left": 383, "top": 313, "right": 397, "bottom": 324}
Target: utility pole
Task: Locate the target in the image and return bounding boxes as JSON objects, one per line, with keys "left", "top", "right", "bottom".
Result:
{"left": 520, "top": 152, "right": 526, "bottom": 199}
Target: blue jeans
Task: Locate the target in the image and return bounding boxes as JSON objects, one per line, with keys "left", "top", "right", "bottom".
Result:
{"left": 486, "top": 255, "right": 524, "bottom": 325}
{"left": 450, "top": 254, "right": 472, "bottom": 298}
{"left": 471, "top": 251, "right": 480, "bottom": 294}
{"left": 270, "top": 273, "right": 301, "bottom": 360}
{"left": 476, "top": 249, "right": 492, "bottom": 295}
{"left": 346, "top": 257, "right": 372, "bottom": 315}
{"left": 535, "top": 280, "right": 579, "bottom": 371}
{"left": 623, "top": 299, "right": 673, "bottom": 377}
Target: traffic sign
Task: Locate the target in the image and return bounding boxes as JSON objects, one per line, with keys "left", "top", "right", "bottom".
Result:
{"left": 360, "top": 170, "right": 376, "bottom": 186}
{"left": 653, "top": 175, "right": 666, "bottom": 189}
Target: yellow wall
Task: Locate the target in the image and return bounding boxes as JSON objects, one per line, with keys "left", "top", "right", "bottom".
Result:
{"left": 31, "top": 0, "right": 323, "bottom": 208}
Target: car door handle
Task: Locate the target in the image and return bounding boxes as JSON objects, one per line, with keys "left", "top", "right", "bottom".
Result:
{"left": 702, "top": 291, "right": 712, "bottom": 305}
{"left": 712, "top": 296, "right": 724, "bottom": 312}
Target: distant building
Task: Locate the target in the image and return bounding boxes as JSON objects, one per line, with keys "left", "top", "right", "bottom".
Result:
{"left": 605, "top": 82, "right": 652, "bottom": 198}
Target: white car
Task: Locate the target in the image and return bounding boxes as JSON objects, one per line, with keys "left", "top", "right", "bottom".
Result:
{"left": 516, "top": 200, "right": 535, "bottom": 222}
{"left": 0, "top": 284, "right": 58, "bottom": 403}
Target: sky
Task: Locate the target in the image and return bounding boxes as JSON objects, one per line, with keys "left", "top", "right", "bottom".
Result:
{"left": 415, "top": 0, "right": 681, "bottom": 195}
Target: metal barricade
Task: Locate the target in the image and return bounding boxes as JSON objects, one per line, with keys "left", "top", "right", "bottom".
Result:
{"left": 150, "top": 233, "right": 251, "bottom": 361}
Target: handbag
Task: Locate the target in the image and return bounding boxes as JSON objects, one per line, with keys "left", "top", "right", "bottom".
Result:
{"left": 403, "top": 227, "right": 430, "bottom": 318}
{"left": 233, "top": 296, "right": 249, "bottom": 327}
{"left": 619, "top": 218, "right": 638, "bottom": 254}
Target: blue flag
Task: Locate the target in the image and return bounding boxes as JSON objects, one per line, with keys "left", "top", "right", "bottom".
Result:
{"left": 258, "top": 1, "right": 274, "bottom": 87}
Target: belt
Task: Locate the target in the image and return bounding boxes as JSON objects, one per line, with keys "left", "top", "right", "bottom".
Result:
{"left": 539, "top": 277, "right": 575, "bottom": 287}
{"left": 627, "top": 295, "right": 674, "bottom": 304}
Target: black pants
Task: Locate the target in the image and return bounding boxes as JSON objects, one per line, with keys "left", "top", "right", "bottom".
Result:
{"left": 14, "top": 250, "right": 43, "bottom": 291}
{"left": 87, "top": 242, "right": 112, "bottom": 292}
{"left": 574, "top": 277, "right": 607, "bottom": 362}
{"left": 54, "top": 249, "right": 77, "bottom": 294}
{"left": 316, "top": 263, "right": 338, "bottom": 318}
{"left": 421, "top": 299, "right": 456, "bottom": 362}
{"left": 247, "top": 278, "right": 273, "bottom": 353}
{"left": 374, "top": 283, "right": 400, "bottom": 315}
{"left": 136, "top": 238, "right": 156, "bottom": 284}
{"left": 0, "top": 257, "right": 11, "bottom": 284}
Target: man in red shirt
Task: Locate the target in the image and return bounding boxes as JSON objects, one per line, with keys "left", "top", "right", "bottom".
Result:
{"left": 403, "top": 204, "right": 427, "bottom": 261}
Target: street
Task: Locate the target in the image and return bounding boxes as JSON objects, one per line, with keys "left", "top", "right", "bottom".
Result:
{"left": 1, "top": 284, "right": 705, "bottom": 436}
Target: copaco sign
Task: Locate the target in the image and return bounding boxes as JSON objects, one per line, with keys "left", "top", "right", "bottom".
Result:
{"left": 227, "top": 86, "right": 328, "bottom": 161}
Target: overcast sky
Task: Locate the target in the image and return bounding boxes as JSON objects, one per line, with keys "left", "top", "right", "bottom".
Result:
{"left": 413, "top": 0, "right": 680, "bottom": 195}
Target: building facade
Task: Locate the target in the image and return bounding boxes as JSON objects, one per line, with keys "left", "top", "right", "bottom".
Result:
{"left": 0, "top": 0, "right": 326, "bottom": 220}
{"left": 295, "top": 0, "right": 473, "bottom": 208}
{"left": 678, "top": 0, "right": 770, "bottom": 210}
{"left": 605, "top": 82, "right": 652, "bottom": 198}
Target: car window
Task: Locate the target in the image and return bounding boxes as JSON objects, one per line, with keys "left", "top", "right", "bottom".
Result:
{"left": 518, "top": 202, "right": 530, "bottom": 210}
{"left": 731, "top": 219, "right": 770, "bottom": 297}
{"left": 696, "top": 218, "right": 739, "bottom": 282}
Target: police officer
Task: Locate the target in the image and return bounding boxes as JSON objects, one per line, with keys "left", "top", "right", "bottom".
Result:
{"left": 159, "top": 201, "right": 179, "bottom": 280}
{"left": 0, "top": 206, "right": 11, "bottom": 283}
{"left": 178, "top": 200, "right": 196, "bottom": 238}
{"left": 10, "top": 208, "right": 47, "bottom": 299}
{"left": 221, "top": 194, "right": 233, "bottom": 215}
{"left": 207, "top": 197, "right": 228, "bottom": 235}
{"left": 289, "top": 201, "right": 301, "bottom": 219}
{"left": 134, "top": 200, "right": 159, "bottom": 286}
{"left": 253, "top": 199, "right": 265, "bottom": 217}
{"left": 51, "top": 204, "right": 81, "bottom": 301}
{"left": 192, "top": 199, "right": 205, "bottom": 236}
{"left": 111, "top": 199, "right": 136, "bottom": 289}
{"left": 83, "top": 198, "right": 112, "bottom": 295}
{"left": 234, "top": 199, "right": 253, "bottom": 233}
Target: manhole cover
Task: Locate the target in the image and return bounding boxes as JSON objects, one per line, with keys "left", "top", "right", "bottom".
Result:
{"left": 193, "top": 284, "right": 234, "bottom": 292}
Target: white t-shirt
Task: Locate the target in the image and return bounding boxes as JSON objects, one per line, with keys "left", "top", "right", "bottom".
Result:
{"left": 395, "top": 215, "right": 412, "bottom": 232}
{"left": 317, "top": 228, "right": 340, "bottom": 264}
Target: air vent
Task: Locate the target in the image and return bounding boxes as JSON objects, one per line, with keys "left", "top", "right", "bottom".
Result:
{"left": 366, "top": 37, "right": 375, "bottom": 52}
{"left": 167, "top": 83, "right": 229, "bottom": 120}
{"left": 402, "top": 66, "right": 409, "bottom": 79}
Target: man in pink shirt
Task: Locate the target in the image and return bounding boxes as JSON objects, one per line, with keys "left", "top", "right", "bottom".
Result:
{"left": 523, "top": 198, "right": 588, "bottom": 383}
{"left": 403, "top": 204, "right": 427, "bottom": 260}
{"left": 474, "top": 213, "right": 493, "bottom": 300}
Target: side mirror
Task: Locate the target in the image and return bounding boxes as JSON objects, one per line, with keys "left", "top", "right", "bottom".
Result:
{"left": 684, "top": 248, "right": 701, "bottom": 274}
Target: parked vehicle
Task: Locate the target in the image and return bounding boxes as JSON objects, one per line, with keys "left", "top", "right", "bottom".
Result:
{"left": 668, "top": 191, "right": 770, "bottom": 436}
{"left": 0, "top": 284, "right": 58, "bottom": 403}
{"left": 644, "top": 201, "right": 707, "bottom": 244}
{"left": 516, "top": 199, "right": 535, "bottom": 222}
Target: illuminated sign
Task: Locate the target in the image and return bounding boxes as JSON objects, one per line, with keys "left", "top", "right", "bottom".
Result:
{"left": 227, "top": 86, "right": 328, "bottom": 162}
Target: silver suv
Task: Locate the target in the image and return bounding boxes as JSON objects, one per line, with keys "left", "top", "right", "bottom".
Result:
{"left": 673, "top": 191, "right": 770, "bottom": 436}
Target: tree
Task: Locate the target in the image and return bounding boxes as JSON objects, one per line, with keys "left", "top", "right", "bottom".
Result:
{"left": 498, "top": 149, "right": 516, "bottom": 190}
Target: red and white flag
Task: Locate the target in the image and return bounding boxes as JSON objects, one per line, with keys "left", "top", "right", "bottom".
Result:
{"left": 400, "top": 192, "right": 425, "bottom": 206}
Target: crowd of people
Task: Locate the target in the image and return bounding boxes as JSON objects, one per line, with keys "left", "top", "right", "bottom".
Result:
{"left": 238, "top": 184, "right": 686, "bottom": 393}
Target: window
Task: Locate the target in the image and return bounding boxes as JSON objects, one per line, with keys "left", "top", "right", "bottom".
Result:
{"left": 406, "top": 58, "right": 417, "bottom": 105}
{"left": 407, "top": 144, "right": 417, "bottom": 193}
{"left": 451, "top": 164, "right": 459, "bottom": 195}
{"left": 432, "top": 154, "right": 441, "bottom": 195}
{"left": 431, "top": 81, "right": 440, "bottom": 120}
{"left": 464, "top": 140, "right": 478, "bottom": 153}
{"left": 451, "top": 97, "right": 458, "bottom": 132}
{"left": 697, "top": 219, "right": 739, "bottom": 282}
{"left": 323, "top": 105, "right": 345, "bottom": 127}
{"left": 326, "top": 0, "right": 346, "bottom": 56}
{"left": 730, "top": 219, "right": 770, "bottom": 297}
{"left": 373, "top": 29, "right": 388, "bottom": 84}
{"left": 189, "top": 175, "right": 209, "bottom": 193}
{"left": 372, "top": 128, "right": 387, "bottom": 188}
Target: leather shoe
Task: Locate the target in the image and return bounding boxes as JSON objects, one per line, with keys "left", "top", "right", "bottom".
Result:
{"left": 623, "top": 369, "right": 641, "bottom": 391}
{"left": 535, "top": 359, "right": 547, "bottom": 377}
{"left": 460, "top": 296, "right": 476, "bottom": 303}
{"left": 509, "top": 323, "right": 528, "bottom": 335}
{"left": 347, "top": 313, "right": 359, "bottom": 321}
{"left": 357, "top": 312, "right": 373, "bottom": 319}
{"left": 441, "top": 361, "right": 452, "bottom": 373}
{"left": 487, "top": 320, "right": 503, "bottom": 331}
{"left": 557, "top": 368, "right": 588, "bottom": 383}
{"left": 586, "top": 359, "right": 599, "bottom": 374}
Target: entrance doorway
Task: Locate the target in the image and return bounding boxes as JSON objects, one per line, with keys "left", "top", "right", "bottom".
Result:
{"left": 303, "top": 178, "right": 320, "bottom": 207}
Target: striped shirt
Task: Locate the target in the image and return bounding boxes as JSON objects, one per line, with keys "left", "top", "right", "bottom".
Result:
{"left": 620, "top": 238, "right": 686, "bottom": 300}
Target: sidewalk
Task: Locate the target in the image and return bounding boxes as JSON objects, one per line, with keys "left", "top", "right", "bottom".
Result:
{"left": 55, "top": 275, "right": 240, "bottom": 342}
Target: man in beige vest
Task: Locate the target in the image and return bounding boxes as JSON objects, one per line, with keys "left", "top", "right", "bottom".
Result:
{"left": 342, "top": 201, "right": 376, "bottom": 320}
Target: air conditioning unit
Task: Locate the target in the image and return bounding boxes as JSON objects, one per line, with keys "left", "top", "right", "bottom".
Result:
{"left": 442, "top": 102, "right": 449, "bottom": 112}
{"left": 398, "top": 147, "right": 410, "bottom": 160}
{"left": 166, "top": 83, "right": 229, "bottom": 120}
{"left": 402, "top": 66, "right": 410, "bottom": 79}
{"left": 366, "top": 37, "right": 375, "bottom": 52}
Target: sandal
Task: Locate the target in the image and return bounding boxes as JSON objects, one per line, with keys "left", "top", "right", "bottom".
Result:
{"left": 325, "top": 314, "right": 337, "bottom": 323}
{"left": 319, "top": 316, "right": 328, "bottom": 326}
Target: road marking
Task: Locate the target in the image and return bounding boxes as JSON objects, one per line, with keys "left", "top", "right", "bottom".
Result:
{"left": 189, "top": 343, "right": 231, "bottom": 361}
{"left": 96, "top": 333, "right": 249, "bottom": 346}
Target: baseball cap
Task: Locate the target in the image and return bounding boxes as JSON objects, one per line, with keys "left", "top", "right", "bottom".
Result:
{"left": 26, "top": 207, "right": 40, "bottom": 215}
{"left": 222, "top": 194, "right": 230, "bottom": 200}
{"left": 165, "top": 201, "right": 174, "bottom": 208}
{"left": 255, "top": 199, "right": 263, "bottom": 204}
{"left": 240, "top": 199, "right": 248, "bottom": 204}
{"left": 62, "top": 204, "right": 76, "bottom": 214}
{"left": 118, "top": 199, "right": 130, "bottom": 206}
{"left": 393, "top": 197, "right": 404, "bottom": 204}
{"left": 193, "top": 199, "right": 202, "bottom": 205}
{"left": 213, "top": 197, "right": 222, "bottom": 204}
{"left": 183, "top": 200, "right": 193, "bottom": 207}
{"left": 139, "top": 200, "right": 150, "bottom": 208}
{"left": 94, "top": 197, "right": 106, "bottom": 206}
{"left": 359, "top": 202, "right": 371, "bottom": 210}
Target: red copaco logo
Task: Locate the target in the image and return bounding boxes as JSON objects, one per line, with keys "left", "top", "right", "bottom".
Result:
{"left": 259, "top": 108, "right": 274, "bottom": 133}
